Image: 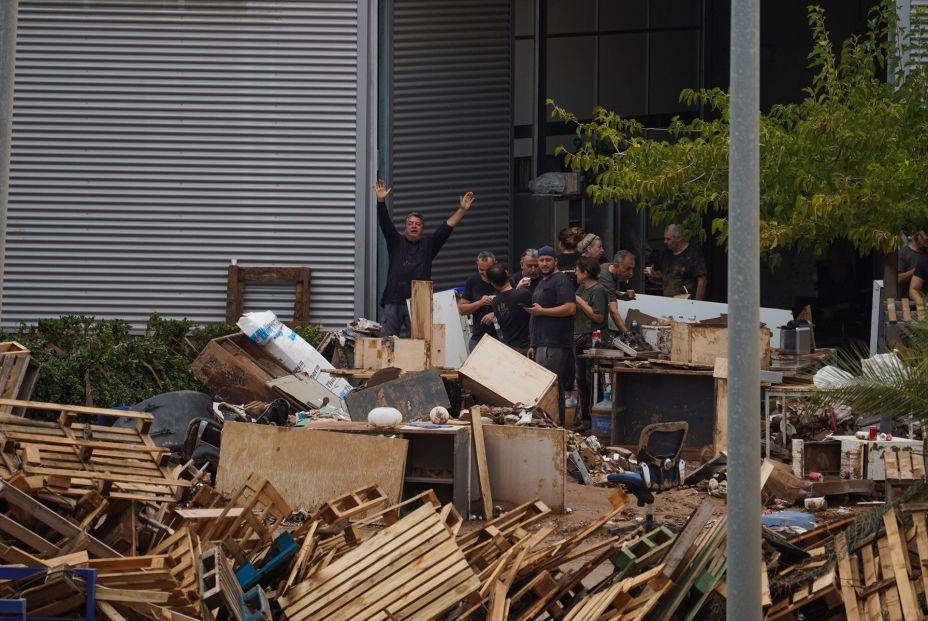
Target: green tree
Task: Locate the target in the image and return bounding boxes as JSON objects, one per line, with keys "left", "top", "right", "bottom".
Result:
{"left": 550, "top": 2, "right": 928, "bottom": 291}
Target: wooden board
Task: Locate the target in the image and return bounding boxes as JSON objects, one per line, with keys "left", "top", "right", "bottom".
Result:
{"left": 670, "top": 321, "right": 771, "bottom": 369}
{"left": 459, "top": 335, "right": 557, "bottom": 409}
{"left": 353, "top": 337, "right": 427, "bottom": 372}
{"left": 471, "top": 407, "right": 493, "bottom": 520}
{"left": 217, "top": 423, "right": 408, "bottom": 511}
{"left": 410, "top": 280, "right": 433, "bottom": 368}
{"left": 713, "top": 357, "right": 728, "bottom": 456}
{"left": 344, "top": 369, "right": 450, "bottom": 422}
{"left": 482, "top": 425, "right": 566, "bottom": 512}
{"left": 430, "top": 324, "right": 446, "bottom": 368}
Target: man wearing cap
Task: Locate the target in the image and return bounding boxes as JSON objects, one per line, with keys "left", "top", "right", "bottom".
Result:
{"left": 375, "top": 179, "right": 475, "bottom": 337}
{"left": 525, "top": 245, "right": 576, "bottom": 426}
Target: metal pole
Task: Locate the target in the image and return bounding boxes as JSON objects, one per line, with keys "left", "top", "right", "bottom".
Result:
{"left": 0, "top": 0, "right": 17, "bottom": 323}
{"left": 727, "top": 0, "right": 761, "bottom": 618}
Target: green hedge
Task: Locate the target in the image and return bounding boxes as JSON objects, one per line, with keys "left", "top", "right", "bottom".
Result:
{"left": 0, "top": 314, "right": 326, "bottom": 408}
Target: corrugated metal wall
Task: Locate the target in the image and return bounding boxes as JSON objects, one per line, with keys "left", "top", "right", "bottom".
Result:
{"left": 389, "top": 0, "right": 512, "bottom": 291}
{"left": 6, "top": 0, "right": 368, "bottom": 330}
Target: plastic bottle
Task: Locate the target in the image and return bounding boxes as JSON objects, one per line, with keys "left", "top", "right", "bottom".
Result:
{"left": 592, "top": 329, "right": 601, "bottom": 347}
{"left": 492, "top": 315, "right": 503, "bottom": 338}
{"left": 630, "top": 320, "right": 639, "bottom": 335}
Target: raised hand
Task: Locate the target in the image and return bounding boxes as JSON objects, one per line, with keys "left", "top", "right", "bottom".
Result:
{"left": 459, "top": 191, "right": 475, "bottom": 211}
{"left": 374, "top": 179, "right": 392, "bottom": 202}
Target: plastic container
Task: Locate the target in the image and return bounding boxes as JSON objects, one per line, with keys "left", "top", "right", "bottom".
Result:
{"left": 591, "top": 397, "right": 613, "bottom": 443}
{"left": 590, "top": 412, "right": 611, "bottom": 443}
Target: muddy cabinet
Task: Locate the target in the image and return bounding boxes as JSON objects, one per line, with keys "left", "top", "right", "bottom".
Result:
{"left": 396, "top": 426, "right": 474, "bottom": 519}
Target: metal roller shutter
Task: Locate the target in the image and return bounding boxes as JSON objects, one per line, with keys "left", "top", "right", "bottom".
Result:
{"left": 6, "top": 0, "right": 368, "bottom": 330}
{"left": 389, "top": 0, "right": 512, "bottom": 291}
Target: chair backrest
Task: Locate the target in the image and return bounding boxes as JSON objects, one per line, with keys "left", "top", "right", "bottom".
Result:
{"left": 638, "top": 422, "right": 688, "bottom": 461}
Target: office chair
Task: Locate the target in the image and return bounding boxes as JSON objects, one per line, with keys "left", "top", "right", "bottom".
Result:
{"left": 606, "top": 422, "right": 688, "bottom": 528}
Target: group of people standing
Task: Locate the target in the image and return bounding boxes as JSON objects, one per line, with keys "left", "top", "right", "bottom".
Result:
{"left": 374, "top": 181, "right": 708, "bottom": 432}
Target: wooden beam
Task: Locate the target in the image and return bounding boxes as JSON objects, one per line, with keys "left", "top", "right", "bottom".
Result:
{"left": 882, "top": 510, "right": 921, "bottom": 621}
{"left": 835, "top": 532, "right": 862, "bottom": 621}
{"left": 471, "top": 406, "right": 494, "bottom": 520}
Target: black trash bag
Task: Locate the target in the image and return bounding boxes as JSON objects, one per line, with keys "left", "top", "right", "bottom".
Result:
{"left": 113, "top": 390, "right": 214, "bottom": 452}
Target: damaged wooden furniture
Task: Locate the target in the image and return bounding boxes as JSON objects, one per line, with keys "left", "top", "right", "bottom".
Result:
{"left": 459, "top": 335, "right": 559, "bottom": 419}
{"left": 225, "top": 264, "right": 312, "bottom": 325}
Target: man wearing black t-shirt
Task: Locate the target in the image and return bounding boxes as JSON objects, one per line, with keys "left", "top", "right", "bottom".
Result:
{"left": 899, "top": 230, "right": 928, "bottom": 292}
{"left": 488, "top": 264, "right": 532, "bottom": 355}
{"left": 459, "top": 251, "right": 499, "bottom": 350}
{"left": 375, "top": 180, "right": 475, "bottom": 337}
{"left": 526, "top": 245, "right": 577, "bottom": 426}
{"left": 598, "top": 250, "right": 636, "bottom": 333}
{"left": 646, "top": 225, "right": 708, "bottom": 300}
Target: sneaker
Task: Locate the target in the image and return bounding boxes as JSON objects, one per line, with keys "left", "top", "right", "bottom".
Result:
{"left": 564, "top": 396, "right": 578, "bottom": 408}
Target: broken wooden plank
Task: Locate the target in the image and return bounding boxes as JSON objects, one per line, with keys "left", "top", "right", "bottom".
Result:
{"left": 471, "top": 406, "right": 494, "bottom": 520}
{"left": 882, "top": 510, "right": 921, "bottom": 621}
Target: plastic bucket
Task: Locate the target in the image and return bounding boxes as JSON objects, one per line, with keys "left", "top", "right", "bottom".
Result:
{"left": 591, "top": 411, "right": 612, "bottom": 443}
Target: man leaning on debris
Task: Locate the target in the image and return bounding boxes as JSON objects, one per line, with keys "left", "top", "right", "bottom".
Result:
{"left": 375, "top": 180, "right": 475, "bottom": 337}
{"left": 525, "top": 245, "right": 577, "bottom": 427}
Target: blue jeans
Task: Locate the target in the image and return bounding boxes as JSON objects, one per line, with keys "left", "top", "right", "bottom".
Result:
{"left": 381, "top": 303, "right": 410, "bottom": 338}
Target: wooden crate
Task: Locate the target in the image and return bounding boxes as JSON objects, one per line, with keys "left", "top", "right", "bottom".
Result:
{"left": 670, "top": 321, "right": 771, "bottom": 369}
{"left": 459, "top": 335, "right": 559, "bottom": 416}
{"left": 192, "top": 332, "right": 306, "bottom": 408}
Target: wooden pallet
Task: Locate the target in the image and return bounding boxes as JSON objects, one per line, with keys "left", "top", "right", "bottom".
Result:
{"left": 312, "top": 484, "right": 388, "bottom": 527}
{"left": 0, "top": 480, "right": 120, "bottom": 559}
{"left": 198, "top": 473, "right": 292, "bottom": 559}
{"left": 885, "top": 297, "right": 925, "bottom": 324}
{"left": 611, "top": 526, "right": 676, "bottom": 581}
{"left": 882, "top": 446, "right": 926, "bottom": 481}
{"left": 279, "top": 503, "right": 480, "bottom": 621}
{"left": 0, "top": 402, "right": 188, "bottom": 505}
{"left": 561, "top": 564, "right": 669, "bottom": 621}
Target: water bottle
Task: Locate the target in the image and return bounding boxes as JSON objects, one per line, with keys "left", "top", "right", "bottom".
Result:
{"left": 493, "top": 315, "right": 503, "bottom": 338}
{"left": 630, "top": 320, "right": 639, "bottom": 335}
{"left": 592, "top": 329, "right": 601, "bottom": 347}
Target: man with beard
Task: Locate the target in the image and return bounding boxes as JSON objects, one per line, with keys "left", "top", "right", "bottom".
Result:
{"left": 525, "top": 245, "right": 576, "bottom": 426}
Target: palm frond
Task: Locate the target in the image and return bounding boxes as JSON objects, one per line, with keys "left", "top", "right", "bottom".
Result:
{"left": 809, "top": 315, "right": 928, "bottom": 423}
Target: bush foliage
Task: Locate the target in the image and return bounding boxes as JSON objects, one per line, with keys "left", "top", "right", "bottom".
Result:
{"left": 0, "top": 314, "right": 326, "bottom": 408}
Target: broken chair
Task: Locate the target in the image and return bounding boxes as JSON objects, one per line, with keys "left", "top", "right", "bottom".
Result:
{"left": 606, "top": 422, "right": 688, "bottom": 528}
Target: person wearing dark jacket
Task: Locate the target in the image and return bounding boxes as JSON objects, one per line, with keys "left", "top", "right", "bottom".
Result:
{"left": 375, "top": 179, "right": 475, "bottom": 336}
